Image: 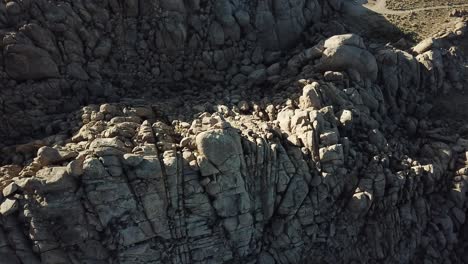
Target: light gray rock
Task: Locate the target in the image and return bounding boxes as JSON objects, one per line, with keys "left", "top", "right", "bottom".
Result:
{"left": 197, "top": 155, "right": 220, "bottom": 176}
{"left": 323, "top": 34, "right": 366, "bottom": 50}
{"left": 319, "top": 144, "right": 344, "bottom": 164}
{"left": 37, "top": 146, "right": 77, "bottom": 166}
{"left": 299, "top": 82, "right": 322, "bottom": 109}
{"left": 196, "top": 129, "right": 242, "bottom": 171}
{"left": 324, "top": 71, "right": 344, "bottom": 81}
{"left": 27, "top": 167, "right": 77, "bottom": 193}
{"left": 338, "top": 109, "right": 353, "bottom": 128}
{"left": 2, "top": 182, "right": 18, "bottom": 197}
{"left": 412, "top": 38, "right": 435, "bottom": 54}
{"left": 316, "top": 34, "right": 378, "bottom": 81}
{"left": 0, "top": 198, "right": 18, "bottom": 216}
{"left": 36, "top": 146, "right": 61, "bottom": 165}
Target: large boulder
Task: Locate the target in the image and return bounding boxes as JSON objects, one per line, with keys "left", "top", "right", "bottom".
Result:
{"left": 376, "top": 48, "right": 420, "bottom": 112}
{"left": 299, "top": 82, "right": 322, "bottom": 109}
{"left": 195, "top": 128, "right": 243, "bottom": 172}
{"left": 23, "top": 167, "right": 77, "bottom": 193}
{"left": 0, "top": 198, "right": 18, "bottom": 216}
{"left": 323, "top": 33, "right": 365, "bottom": 49}
{"left": 255, "top": 0, "right": 321, "bottom": 50}
{"left": 4, "top": 44, "right": 59, "bottom": 80}
{"left": 19, "top": 23, "right": 59, "bottom": 59}
{"left": 315, "top": 34, "right": 378, "bottom": 81}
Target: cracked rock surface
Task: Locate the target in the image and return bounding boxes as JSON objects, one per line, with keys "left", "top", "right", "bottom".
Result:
{"left": 0, "top": 1, "right": 468, "bottom": 264}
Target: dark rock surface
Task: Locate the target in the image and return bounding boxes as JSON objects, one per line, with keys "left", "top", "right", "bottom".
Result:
{"left": 0, "top": 0, "right": 343, "bottom": 147}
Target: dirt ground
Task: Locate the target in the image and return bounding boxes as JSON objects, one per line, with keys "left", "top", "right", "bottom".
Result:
{"left": 345, "top": 0, "right": 467, "bottom": 42}
{"left": 386, "top": 0, "right": 468, "bottom": 10}
{"left": 385, "top": 9, "right": 463, "bottom": 41}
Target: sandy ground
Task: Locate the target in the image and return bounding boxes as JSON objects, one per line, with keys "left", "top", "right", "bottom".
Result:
{"left": 343, "top": 0, "right": 467, "bottom": 42}
{"left": 386, "top": 0, "right": 468, "bottom": 10}
{"left": 385, "top": 8, "right": 465, "bottom": 41}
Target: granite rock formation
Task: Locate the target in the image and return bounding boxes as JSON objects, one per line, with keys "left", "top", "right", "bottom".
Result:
{"left": 0, "top": 1, "right": 468, "bottom": 264}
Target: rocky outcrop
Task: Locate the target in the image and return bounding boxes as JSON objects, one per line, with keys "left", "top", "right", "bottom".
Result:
{"left": 0, "top": 2, "right": 467, "bottom": 264}
{"left": 315, "top": 34, "right": 378, "bottom": 83}
{"left": 1, "top": 21, "right": 468, "bottom": 261}
{"left": 0, "top": 0, "right": 346, "bottom": 145}
{"left": 0, "top": 80, "right": 466, "bottom": 263}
